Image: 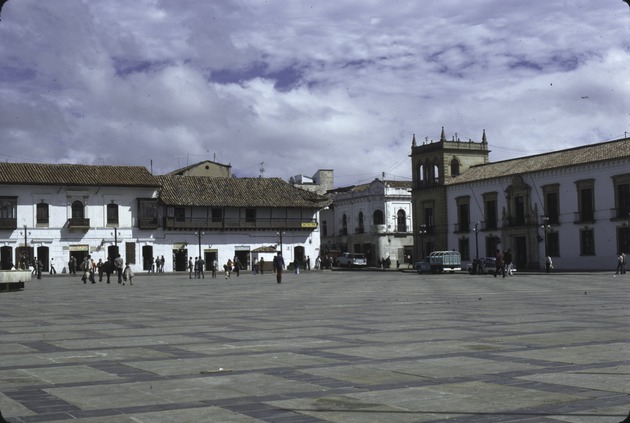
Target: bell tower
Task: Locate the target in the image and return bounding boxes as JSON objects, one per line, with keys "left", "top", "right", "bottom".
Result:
{"left": 410, "top": 128, "right": 490, "bottom": 259}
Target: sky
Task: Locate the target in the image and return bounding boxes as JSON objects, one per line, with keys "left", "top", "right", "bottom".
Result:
{"left": 1, "top": 1, "right": 629, "bottom": 188}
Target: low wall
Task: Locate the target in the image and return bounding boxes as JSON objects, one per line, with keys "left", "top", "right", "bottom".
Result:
{"left": 0, "top": 270, "right": 31, "bottom": 291}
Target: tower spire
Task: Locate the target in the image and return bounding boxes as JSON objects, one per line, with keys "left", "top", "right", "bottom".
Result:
{"left": 412, "top": 133, "right": 417, "bottom": 147}
{"left": 482, "top": 129, "right": 487, "bottom": 144}
{"left": 440, "top": 126, "right": 446, "bottom": 142}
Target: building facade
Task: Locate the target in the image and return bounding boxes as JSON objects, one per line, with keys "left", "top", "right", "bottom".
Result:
{"left": 410, "top": 128, "right": 490, "bottom": 260}
{"left": 0, "top": 162, "right": 329, "bottom": 273}
{"left": 446, "top": 137, "right": 630, "bottom": 271}
{"left": 320, "top": 178, "right": 414, "bottom": 267}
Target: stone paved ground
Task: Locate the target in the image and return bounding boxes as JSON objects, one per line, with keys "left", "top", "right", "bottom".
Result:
{"left": 0, "top": 269, "right": 629, "bottom": 423}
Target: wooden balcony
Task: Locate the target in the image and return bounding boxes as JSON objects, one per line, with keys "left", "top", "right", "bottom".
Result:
{"left": 67, "top": 218, "right": 90, "bottom": 229}
{"left": 163, "top": 217, "right": 317, "bottom": 231}
{"left": 0, "top": 218, "right": 17, "bottom": 230}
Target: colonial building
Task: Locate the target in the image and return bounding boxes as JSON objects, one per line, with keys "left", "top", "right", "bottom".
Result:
{"left": 410, "top": 128, "right": 490, "bottom": 260}
{"left": 320, "top": 178, "right": 414, "bottom": 267}
{"left": 0, "top": 162, "right": 329, "bottom": 273}
{"left": 446, "top": 137, "right": 630, "bottom": 270}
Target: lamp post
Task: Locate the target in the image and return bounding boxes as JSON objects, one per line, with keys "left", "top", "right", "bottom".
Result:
{"left": 277, "top": 231, "right": 285, "bottom": 253}
{"left": 472, "top": 222, "right": 479, "bottom": 260}
{"left": 111, "top": 226, "right": 120, "bottom": 256}
{"left": 541, "top": 216, "right": 551, "bottom": 261}
{"left": 195, "top": 231, "right": 205, "bottom": 261}
{"left": 419, "top": 225, "right": 427, "bottom": 259}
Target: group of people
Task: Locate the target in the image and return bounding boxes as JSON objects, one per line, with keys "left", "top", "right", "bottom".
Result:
{"left": 188, "top": 256, "right": 208, "bottom": 279}
{"left": 148, "top": 256, "right": 166, "bottom": 273}
{"left": 76, "top": 254, "right": 132, "bottom": 285}
{"left": 493, "top": 248, "right": 515, "bottom": 278}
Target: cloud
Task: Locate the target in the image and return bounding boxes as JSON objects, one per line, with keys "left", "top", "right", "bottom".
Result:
{"left": 0, "top": 0, "right": 628, "bottom": 187}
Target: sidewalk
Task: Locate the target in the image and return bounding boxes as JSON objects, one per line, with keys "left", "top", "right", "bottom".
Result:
{"left": 1, "top": 270, "right": 629, "bottom": 422}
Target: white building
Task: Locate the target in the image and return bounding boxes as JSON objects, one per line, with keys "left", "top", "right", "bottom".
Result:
{"left": 0, "top": 162, "right": 330, "bottom": 273}
{"left": 320, "top": 178, "right": 414, "bottom": 267}
{"left": 446, "top": 138, "right": 630, "bottom": 271}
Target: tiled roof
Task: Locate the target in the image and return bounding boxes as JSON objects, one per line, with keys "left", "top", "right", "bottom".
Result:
{"left": 449, "top": 138, "right": 630, "bottom": 185}
{"left": 0, "top": 163, "right": 160, "bottom": 187}
{"left": 157, "top": 175, "right": 331, "bottom": 208}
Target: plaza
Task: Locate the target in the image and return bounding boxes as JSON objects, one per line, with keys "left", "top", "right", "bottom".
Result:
{"left": 0, "top": 269, "right": 629, "bottom": 422}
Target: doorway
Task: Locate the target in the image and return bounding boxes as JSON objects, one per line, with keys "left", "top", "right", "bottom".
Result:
{"left": 142, "top": 245, "right": 153, "bottom": 271}
{"left": 1, "top": 246, "right": 13, "bottom": 269}
{"left": 515, "top": 236, "right": 527, "bottom": 270}
{"left": 173, "top": 248, "right": 188, "bottom": 271}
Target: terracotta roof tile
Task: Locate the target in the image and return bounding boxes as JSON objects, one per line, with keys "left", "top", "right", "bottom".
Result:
{"left": 157, "top": 175, "right": 331, "bottom": 208}
{"left": 0, "top": 163, "right": 160, "bottom": 187}
{"left": 449, "top": 138, "right": 630, "bottom": 185}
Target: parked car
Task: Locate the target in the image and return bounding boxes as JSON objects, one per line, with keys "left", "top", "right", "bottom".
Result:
{"left": 467, "top": 257, "right": 496, "bottom": 274}
{"left": 415, "top": 257, "right": 431, "bottom": 274}
{"left": 336, "top": 252, "right": 367, "bottom": 267}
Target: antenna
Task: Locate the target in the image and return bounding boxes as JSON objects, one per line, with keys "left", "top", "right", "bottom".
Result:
{"left": 259, "top": 162, "right": 265, "bottom": 178}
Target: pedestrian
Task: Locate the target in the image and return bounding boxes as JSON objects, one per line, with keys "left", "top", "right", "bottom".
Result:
{"left": 159, "top": 255, "right": 165, "bottom": 272}
{"left": 252, "top": 257, "right": 258, "bottom": 275}
{"left": 97, "top": 258, "right": 104, "bottom": 281}
{"left": 188, "top": 257, "right": 193, "bottom": 279}
{"left": 49, "top": 258, "right": 57, "bottom": 275}
{"left": 198, "top": 256, "right": 205, "bottom": 279}
{"left": 123, "top": 262, "right": 134, "bottom": 285}
{"left": 615, "top": 252, "right": 623, "bottom": 274}
{"left": 36, "top": 257, "right": 43, "bottom": 279}
{"left": 212, "top": 259, "right": 218, "bottom": 278}
{"left": 306, "top": 256, "right": 311, "bottom": 270}
{"left": 70, "top": 256, "right": 77, "bottom": 275}
{"left": 504, "top": 249, "right": 513, "bottom": 276}
{"left": 273, "top": 252, "right": 285, "bottom": 283}
{"left": 194, "top": 257, "right": 199, "bottom": 279}
{"left": 225, "top": 259, "right": 232, "bottom": 279}
{"left": 114, "top": 254, "right": 124, "bottom": 284}
{"left": 623, "top": 252, "right": 627, "bottom": 274}
{"left": 494, "top": 249, "right": 505, "bottom": 278}
{"left": 259, "top": 257, "right": 265, "bottom": 275}
{"left": 233, "top": 257, "right": 240, "bottom": 276}
{"left": 545, "top": 255, "right": 553, "bottom": 273}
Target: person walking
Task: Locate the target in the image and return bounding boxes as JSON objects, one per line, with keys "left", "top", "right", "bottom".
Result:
{"left": 225, "top": 259, "right": 232, "bottom": 279}
{"left": 259, "top": 257, "right": 265, "bottom": 275}
{"left": 616, "top": 252, "right": 624, "bottom": 275}
{"left": 123, "top": 262, "right": 134, "bottom": 285}
{"left": 188, "top": 257, "right": 193, "bottom": 279}
{"left": 494, "top": 249, "right": 505, "bottom": 278}
{"left": 545, "top": 255, "right": 553, "bottom": 273}
{"left": 198, "top": 256, "right": 205, "bottom": 279}
{"left": 212, "top": 259, "right": 218, "bottom": 278}
{"left": 504, "top": 249, "right": 513, "bottom": 276}
{"left": 49, "top": 258, "right": 57, "bottom": 275}
{"left": 97, "top": 258, "right": 104, "bottom": 282}
{"left": 114, "top": 254, "right": 124, "bottom": 284}
{"left": 273, "top": 252, "right": 285, "bottom": 283}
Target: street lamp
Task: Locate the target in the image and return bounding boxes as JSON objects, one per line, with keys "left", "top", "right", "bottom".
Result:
{"left": 472, "top": 222, "right": 479, "bottom": 260}
{"left": 419, "top": 225, "right": 427, "bottom": 258}
{"left": 195, "top": 231, "right": 205, "bottom": 261}
{"left": 277, "top": 231, "right": 285, "bottom": 254}
{"left": 541, "top": 216, "right": 551, "bottom": 259}
{"left": 111, "top": 226, "right": 120, "bottom": 256}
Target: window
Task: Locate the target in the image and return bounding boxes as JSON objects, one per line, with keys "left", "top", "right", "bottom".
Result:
{"left": 514, "top": 196, "right": 525, "bottom": 226}
{"left": 342, "top": 214, "right": 348, "bottom": 235}
{"left": 322, "top": 220, "right": 328, "bottom": 237}
{"left": 458, "top": 237, "right": 470, "bottom": 260}
{"left": 546, "top": 192, "right": 560, "bottom": 224}
{"left": 357, "top": 211, "right": 364, "bottom": 233}
{"left": 373, "top": 210, "right": 384, "bottom": 225}
{"left": 36, "top": 203, "right": 49, "bottom": 226}
{"left": 397, "top": 210, "right": 407, "bottom": 232}
{"left": 245, "top": 208, "right": 256, "bottom": 223}
{"left": 212, "top": 208, "right": 223, "bottom": 222}
{"left": 0, "top": 197, "right": 17, "bottom": 229}
{"left": 450, "top": 158, "right": 460, "bottom": 176}
{"left": 612, "top": 174, "right": 630, "bottom": 219}
{"left": 125, "top": 242, "right": 136, "bottom": 264}
{"left": 107, "top": 203, "right": 119, "bottom": 226}
{"left": 575, "top": 179, "right": 595, "bottom": 223}
{"left": 547, "top": 232, "right": 560, "bottom": 257}
{"left": 580, "top": 228, "right": 595, "bottom": 256}
{"left": 456, "top": 197, "right": 470, "bottom": 232}
{"left": 138, "top": 199, "right": 158, "bottom": 228}
{"left": 485, "top": 199, "right": 497, "bottom": 230}
{"left": 174, "top": 207, "right": 185, "bottom": 222}
{"left": 424, "top": 207, "right": 434, "bottom": 228}
{"left": 71, "top": 200, "right": 84, "bottom": 219}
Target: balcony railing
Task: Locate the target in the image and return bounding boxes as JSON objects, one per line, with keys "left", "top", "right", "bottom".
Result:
{"left": 0, "top": 217, "right": 17, "bottom": 230}
{"left": 138, "top": 217, "right": 159, "bottom": 229}
{"left": 504, "top": 215, "right": 538, "bottom": 227}
{"left": 163, "top": 217, "right": 317, "bottom": 230}
{"left": 454, "top": 222, "right": 470, "bottom": 233}
{"left": 68, "top": 218, "right": 90, "bottom": 228}
{"left": 610, "top": 208, "right": 630, "bottom": 221}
